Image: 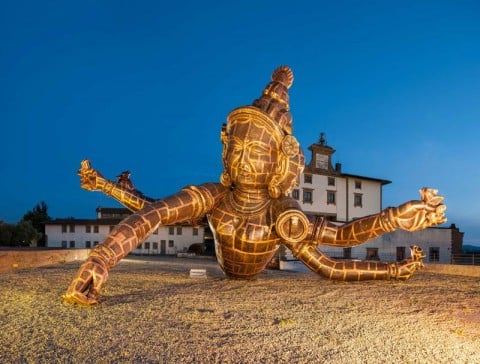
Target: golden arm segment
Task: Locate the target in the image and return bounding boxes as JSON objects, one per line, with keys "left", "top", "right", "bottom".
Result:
{"left": 280, "top": 188, "right": 445, "bottom": 281}
{"left": 285, "top": 241, "right": 426, "bottom": 281}
{"left": 311, "top": 188, "right": 446, "bottom": 248}
{"left": 63, "top": 183, "right": 227, "bottom": 305}
{"left": 77, "top": 160, "right": 155, "bottom": 212}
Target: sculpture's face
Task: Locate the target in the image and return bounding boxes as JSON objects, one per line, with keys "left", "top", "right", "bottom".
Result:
{"left": 226, "top": 121, "right": 280, "bottom": 189}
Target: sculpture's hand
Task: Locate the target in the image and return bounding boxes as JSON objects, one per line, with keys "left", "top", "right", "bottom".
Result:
{"left": 62, "top": 262, "right": 103, "bottom": 305}
{"left": 78, "top": 160, "right": 105, "bottom": 191}
{"left": 386, "top": 188, "right": 446, "bottom": 232}
{"left": 392, "top": 245, "right": 426, "bottom": 280}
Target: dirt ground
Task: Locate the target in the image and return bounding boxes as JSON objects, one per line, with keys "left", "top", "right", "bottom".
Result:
{"left": 1, "top": 256, "right": 479, "bottom": 363}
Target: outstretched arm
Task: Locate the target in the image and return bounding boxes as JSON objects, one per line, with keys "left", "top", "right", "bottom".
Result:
{"left": 311, "top": 188, "right": 446, "bottom": 247}
{"left": 64, "top": 183, "right": 227, "bottom": 305}
{"left": 78, "top": 159, "right": 155, "bottom": 212}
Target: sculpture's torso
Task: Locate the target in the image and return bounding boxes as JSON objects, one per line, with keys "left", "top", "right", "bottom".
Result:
{"left": 208, "top": 191, "right": 280, "bottom": 279}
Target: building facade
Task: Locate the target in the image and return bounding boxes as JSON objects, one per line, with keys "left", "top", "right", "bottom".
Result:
{"left": 45, "top": 207, "right": 205, "bottom": 255}
{"left": 284, "top": 133, "right": 463, "bottom": 264}
{"left": 290, "top": 133, "right": 389, "bottom": 221}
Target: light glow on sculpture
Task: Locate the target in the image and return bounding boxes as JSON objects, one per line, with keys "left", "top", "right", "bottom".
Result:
{"left": 64, "top": 66, "right": 446, "bottom": 305}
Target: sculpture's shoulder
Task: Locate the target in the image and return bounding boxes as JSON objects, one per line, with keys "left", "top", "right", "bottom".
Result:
{"left": 182, "top": 183, "right": 228, "bottom": 209}
{"left": 270, "top": 195, "right": 304, "bottom": 214}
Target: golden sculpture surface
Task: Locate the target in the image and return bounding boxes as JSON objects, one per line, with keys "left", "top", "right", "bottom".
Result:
{"left": 64, "top": 66, "right": 446, "bottom": 305}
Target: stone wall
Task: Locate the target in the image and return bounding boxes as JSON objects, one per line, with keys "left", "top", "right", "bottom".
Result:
{"left": 0, "top": 248, "right": 90, "bottom": 273}
{"left": 424, "top": 263, "right": 480, "bottom": 278}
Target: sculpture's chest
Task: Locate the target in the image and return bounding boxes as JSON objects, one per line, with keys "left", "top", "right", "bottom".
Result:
{"left": 208, "top": 201, "right": 274, "bottom": 243}
{"left": 208, "top": 200, "right": 280, "bottom": 278}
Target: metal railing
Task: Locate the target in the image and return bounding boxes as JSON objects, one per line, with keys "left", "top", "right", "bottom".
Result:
{"left": 451, "top": 254, "right": 480, "bottom": 266}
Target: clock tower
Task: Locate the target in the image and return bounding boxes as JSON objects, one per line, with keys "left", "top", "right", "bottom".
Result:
{"left": 306, "top": 132, "right": 336, "bottom": 173}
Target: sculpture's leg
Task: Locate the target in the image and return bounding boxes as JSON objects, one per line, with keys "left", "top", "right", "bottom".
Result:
{"left": 286, "top": 242, "right": 425, "bottom": 281}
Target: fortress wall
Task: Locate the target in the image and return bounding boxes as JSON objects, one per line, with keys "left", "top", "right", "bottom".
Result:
{"left": 424, "top": 263, "right": 480, "bottom": 278}
{"left": 0, "top": 248, "right": 90, "bottom": 272}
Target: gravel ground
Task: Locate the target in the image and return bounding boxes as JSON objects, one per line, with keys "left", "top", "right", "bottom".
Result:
{"left": 1, "top": 256, "right": 479, "bottom": 363}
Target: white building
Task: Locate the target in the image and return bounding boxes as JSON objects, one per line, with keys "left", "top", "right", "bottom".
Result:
{"left": 285, "top": 133, "right": 463, "bottom": 264}
{"left": 291, "top": 133, "right": 389, "bottom": 221}
{"left": 45, "top": 207, "right": 205, "bottom": 255}
{"left": 317, "top": 225, "right": 463, "bottom": 264}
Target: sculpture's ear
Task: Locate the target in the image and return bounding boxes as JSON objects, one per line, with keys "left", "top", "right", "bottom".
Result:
{"left": 268, "top": 149, "right": 289, "bottom": 198}
{"left": 281, "top": 135, "right": 300, "bottom": 158}
{"left": 273, "top": 136, "right": 305, "bottom": 196}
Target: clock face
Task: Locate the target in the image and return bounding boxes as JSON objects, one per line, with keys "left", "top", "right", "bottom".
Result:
{"left": 316, "top": 153, "right": 328, "bottom": 169}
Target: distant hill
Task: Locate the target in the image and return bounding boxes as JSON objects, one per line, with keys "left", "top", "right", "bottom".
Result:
{"left": 462, "top": 244, "right": 480, "bottom": 253}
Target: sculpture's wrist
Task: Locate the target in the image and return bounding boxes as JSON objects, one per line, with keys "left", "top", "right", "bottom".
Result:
{"left": 379, "top": 207, "right": 397, "bottom": 232}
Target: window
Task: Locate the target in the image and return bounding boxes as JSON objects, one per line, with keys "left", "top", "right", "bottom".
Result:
{"left": 327, "top": 191, "right": 336, "bottom": 205}
{"left": 62, "top": 225, "right": 67, "bottom": 233}
{"left": 366, "top": 248, "right": 379, "bottom": 261}
{"left": 153, "top": 242, "right": 158, "bottom": 250}
{"left": 61, "top": 240, "right": 67, "bottom": 248}
{"left": 429, "top": 247, "right": 440, "bottom": 262}
{"left": 144, "top": 242, "right": 150, "bottom": 250}
{"left": 85, "top": 241, "right": 91, "bottom": 249}
{"left": 109, "top": 225, "right": 115, "bottom": 232}
{"left": 153, "top": 229, "right": 158, "bottom": 235}
{"left": 292, "top": 189, "right": 300, "bottom": 200}
{"left": 94, "top": 241, "right": 99, "bottom": 246}
{"left": 93, "top": 225, "right": 99, "bottom": 233}
{"left": 396, "top": 246, "right": 406, "bottom": 261}
{"left": 343, "top": 248, "right": 352, "bottom": 259}
{"left": 69, "top": 241, "right": 75, "bottom": 248}
{"left": 168, "top": 227, "right": 175, "bottom": 235}
{"left": 69, "top": 225, "right": 75, "bottom": 233}
{"left": 193, "top": 227, "right": 199, "bottom": 236}
{"left": 304, "top": 174, "right": 312, "bottom": 184}
{"left": 328, "top": 177, "right": 335, "bottom": 186}
{"left": 177, "top": 227, "right": 182, "bottom": 235}
{"left": 354, "top": 193, "right": 363, "bottom": 207}
{"left": 86, "top": 225, "right": 91, "bottom": 233}
{"left": 355, "top": 180, "right": 362, "bottom": 189}
{"left": 303, "top": 189, "right": 313, "bottom": 204}
{"left": 168, "top": 240, "right": 174, "bottom": 248}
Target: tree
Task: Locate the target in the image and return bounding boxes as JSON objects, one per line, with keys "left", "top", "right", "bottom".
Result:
{"left": 21, "top": 201, "right": 51, "bottom": 247}
{"left": 14, "top": 220, "right": 42, "bottom": 246}
{"left": 0, "top": 222, "right": 14, "bottom": 246}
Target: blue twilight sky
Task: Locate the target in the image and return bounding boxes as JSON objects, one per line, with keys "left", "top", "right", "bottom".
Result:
{"left": 1, "top": 1, "right": 479, "bottom": 244}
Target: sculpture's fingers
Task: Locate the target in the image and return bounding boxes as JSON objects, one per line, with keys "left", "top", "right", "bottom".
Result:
{"left": 428, "top": 196, "right": 444, "bottom": 206}
{"left": 88, "top": 269, "right": 107, "bottom": 302}
{"left": 425, "top": 205, "right": 447, "bottom": 226}
{"left": 419, "top": 188, "right": 444, "bottom": 206}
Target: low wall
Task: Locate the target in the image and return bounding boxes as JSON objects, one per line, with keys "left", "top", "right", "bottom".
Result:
{"left": 0, "top": 248, "right": 90, "bottom": 273}
{"left": 424, "top": 263, "right": 480, "bottom": 278}
{"left": 280, "top": 260, "right": 480, "bottom": 278}
{"left": 2, "top": 250, "right": 480, "bottom": 277}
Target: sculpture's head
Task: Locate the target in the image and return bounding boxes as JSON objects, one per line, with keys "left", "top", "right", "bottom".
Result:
{"left": 220, "top": 66, "right": 305, "bottom": 198}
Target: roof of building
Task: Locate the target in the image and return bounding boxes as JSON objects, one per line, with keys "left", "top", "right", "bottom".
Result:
{"left": 45, "top": 218, "right": 123, "bottom": 225}
{"left": 340, "top": 173, "right": 391, "bottom": 185}
{"left": 95, "top": 207, "right": 131, "bottom": 214}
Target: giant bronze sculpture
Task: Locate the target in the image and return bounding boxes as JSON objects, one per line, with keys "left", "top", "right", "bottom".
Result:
{"left": 64, "top": 66, "right": 446, "bottom": 305}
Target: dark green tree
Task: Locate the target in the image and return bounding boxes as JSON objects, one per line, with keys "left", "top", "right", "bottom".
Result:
{"left": 21, "top": 201, "right": 51, "bottom": 246}
{"left": 14, "top": 220, "right": 41, "bottom": 246}
{"left": 0, "top": 222, "right": 14, "bottom": 246}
